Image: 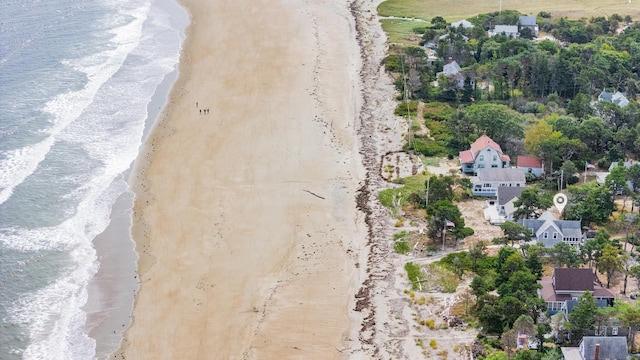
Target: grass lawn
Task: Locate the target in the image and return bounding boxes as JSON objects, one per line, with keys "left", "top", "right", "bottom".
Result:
{"left": 378, "top": 0, "right": 640, "bottom": 23}
{"left": 379, "top": 173, "right": 429, "bottom": 208}
{"left": 380, "top": 18, "right": 427, "bottom": 46}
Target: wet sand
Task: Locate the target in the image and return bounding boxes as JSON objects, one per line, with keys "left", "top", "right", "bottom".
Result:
{"left": 118, "top": 0, "right": 368, "bottom": 358}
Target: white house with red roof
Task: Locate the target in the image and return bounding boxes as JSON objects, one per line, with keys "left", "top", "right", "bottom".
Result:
{"left": 459, "top": 132, "right": 511, "bottom": 174}
{"left": 516, "top": 155, "right": 543, "bottom": 178}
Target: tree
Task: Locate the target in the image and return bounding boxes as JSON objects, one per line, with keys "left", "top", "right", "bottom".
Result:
{"left": 629, "top": 265, "right": 640, "bottom": 291}
{"left": 598, "top": 244, "right": 623, "bottom": 288}
{"left": 465, "top": 103, "right": 525, "bottom": 151}
{"left": 467, "top": 240, "right": 487, "bottom": 272}
{"left": 431, "top": 16, "right": 447, "bottom": 29}
{"left": 503, "top": 315, "right": 536, "bottom": 354}
{"left": 559, "top": 160, "right": 579, "bottom": 189}
{"left": 566, "top": 93, "right": 593, "bottom": 119}
{"left": 524, "top": 121, "right": 557, "bottom": 157}
{"left": 513, "top": 189, "right": 553, "bottom": 220}
{"left": 471, "top": 275, "right": 493, "bottom": 298}
{"left": 581, "top": 229, "right": 609, "bottom": 270}
{"left": 500, "top": 221, "right": 532, "bottom": 246}
{"left": 521, "top": 243, "right": 546, "bottom": 279}
{"left": 426, "top": 200, "right": 473, "bottom": 248}
{"left": 549, "top": 242, "right": 580, "bottom": 268}
{"left": 425, "top": 175, "right": 454, "bottom": 208}
{"left": 564, "top": 182, "right": 616, "bottom": 226}
{"left": 618, "top": 302, "right": 640, "bottom": 352}
{"left": 567, "top": 291, "right": 597, "bottom": 341}
{"left": 605, "top": 164, "right": 628, "bottom": 197}
{"left": 627, "top": 163, "right": 640, "bottom": 193}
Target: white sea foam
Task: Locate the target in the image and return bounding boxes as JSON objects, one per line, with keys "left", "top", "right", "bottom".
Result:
{"left": 0, "top": 1, "right": 149, "bottom": 208}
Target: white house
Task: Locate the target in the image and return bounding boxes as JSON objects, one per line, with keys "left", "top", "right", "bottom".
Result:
{"left": 484, "top": 186, "right": 524, "bottom": 224}
{"left": 488, "top": 25, "right": 519, "bottom": 38}
{"left": 451, "top": 19, "right": 474, "bottom": 29}
{"left": 516, "top": 155, "right": 544, "bottom": 178}
{"left": 459, "top": 132, "right": 511, "bottom": 174}
{"left": 518, "top": 15, "right": 539, "bottom": 37}
{"left": 522, "top": 211, "right": 582, "bottom": 248}
{"left": 436, "top": 57, "right": 468, "bottom": 88}
{"left": 597, "top": 89, "right": 629, "bottom": 108}
{"left": 471, "top": 168, "right": 525, "bottom": 197}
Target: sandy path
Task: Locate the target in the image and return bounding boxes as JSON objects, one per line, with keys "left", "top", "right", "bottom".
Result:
{"left": 118, "top": 0, "right": 367, "bottom": 358}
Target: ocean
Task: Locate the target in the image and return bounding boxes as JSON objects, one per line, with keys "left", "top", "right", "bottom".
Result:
{"left": 0, "top": 0, "right": 187, "bottom": 358}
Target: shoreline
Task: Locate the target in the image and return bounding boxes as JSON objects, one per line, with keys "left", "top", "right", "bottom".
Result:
{"left": 84, "top": 0, "right": 189, "bottom": 358}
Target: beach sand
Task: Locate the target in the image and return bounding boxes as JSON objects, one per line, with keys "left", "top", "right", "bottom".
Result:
{"left": 118, "top": 0, "right": 370, "bottom": 358}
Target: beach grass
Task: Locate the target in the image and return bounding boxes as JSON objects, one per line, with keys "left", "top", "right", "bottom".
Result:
{"left": 378, "top": 0, "right": 640, "bottom": 22}
{"left": 379, "top": 173, "right": 429, "bottom": 208}
{"left": 380, "top": 19, "right": 426, "bottom": 45}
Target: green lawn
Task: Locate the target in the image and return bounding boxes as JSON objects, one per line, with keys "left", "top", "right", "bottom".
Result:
{"left": 380, "top": 18, "right": 427, "bottom": 45}
{"left": 378, "top": 0, "right": 640, "bottom": 23}
{"left": 379, "top": 173, "right": 429, "bottom": 208}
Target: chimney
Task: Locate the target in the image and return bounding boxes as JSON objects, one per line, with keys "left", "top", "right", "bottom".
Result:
{"left": 594, "top": 343, "right": 600, "bottom": 360}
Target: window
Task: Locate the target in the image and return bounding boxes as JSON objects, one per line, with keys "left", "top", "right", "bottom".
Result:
{"left": 493, "top": 155, "right": 497, "bottom": 161}
{"left": 491, "top": 164, "right": 498, "bottom": 168}
{"left": 543, "top": 232, "right": 548, "bottom": 239}
{"left": 553, "top": 232, "right": 558, "bottom": 239}
{"left": 479, "top": 155, "right": 484, "bottom": 161}
{"left": 478, "top": 164, "right": 485, "bottom": 168}
{"left": 484, "top": 183, "right": 491, "bottom": 188}
{"left": 528, "top": 168, "right": 533, "bottom": 173}
{"left": 612, "top": 327, "right": 618, "bottom": 335}
{"left": 529, "top": 228, "right": 534, "bottom": 234}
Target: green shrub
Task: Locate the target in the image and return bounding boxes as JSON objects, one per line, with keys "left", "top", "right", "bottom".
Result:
{"left": 430, "top": 339, "right": 438, "bottom": 349}
{"left": 394, "top": 241, "right": 411, "bottom": 254}
{"left": 405, "top": 262, "right": 424, "bottom": 290}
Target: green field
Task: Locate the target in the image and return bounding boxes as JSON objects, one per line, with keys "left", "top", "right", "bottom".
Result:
{"left": 378, "top": 0, "right": 640, "bottom": 23}
{"left": 380, "top": 18, "right": 427, "bottom": 45}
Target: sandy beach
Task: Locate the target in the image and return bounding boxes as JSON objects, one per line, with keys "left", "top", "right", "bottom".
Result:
{"left": 118, "top": 0, "right": 373, "bottom": 358}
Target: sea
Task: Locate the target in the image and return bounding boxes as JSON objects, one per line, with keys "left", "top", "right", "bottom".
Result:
{"left": 0, "top": 0, "right": 188, "bottom": 358}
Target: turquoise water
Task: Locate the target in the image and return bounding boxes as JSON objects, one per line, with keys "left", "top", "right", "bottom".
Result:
{"left": 0, "top": 0, "right": 186, "bottom": 358}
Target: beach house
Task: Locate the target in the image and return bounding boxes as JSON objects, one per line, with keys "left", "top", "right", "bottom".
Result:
{"left": 522, "top": 211, "right": 583, "bottom": 248}
{"left": 459, "top": 132, "right": 510, "bottom": 174}
{"left": 471, "top": 168, "right": 525, "bottom": 197}
{"left": 539, "top": 268, "right": 615, "bottom": 315}
{"left": 516, "top": 155, "right": 543, "bottom": 178}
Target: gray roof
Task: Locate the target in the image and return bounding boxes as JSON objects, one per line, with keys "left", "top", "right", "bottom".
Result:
{"left": 451, "top": 19, "right": 474, "bottom": 28}
{"left": 609, "top": 161, "right": 634, "bottom": 171}
{"left": 477, "top": 168, "right": 525, "bottom": 182}
{"left": 497, "top": 186, "right": 524, "bottom": 205}
{"left": 522, "top": 215, "right": 582, "bottom": 239}
{"left": 580, "top": 336, "right": 628, "bottom": 360}
{"left": 599, "top": 90, "right": 629, "bottom": 107}
{"left": 519, "top": 15, "right": 537, "bottom": 26}
{"left": 554, "top": 268, "right": 594, "bottom": 291}
{"left": 493, "top": 25, "right": 519, "bottom": 34}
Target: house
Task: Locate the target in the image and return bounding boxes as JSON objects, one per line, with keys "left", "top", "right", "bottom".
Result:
{"left": 522, "top": 211, "right": 583, "bottom": 248}
{"left": 517, "top": 155, "right": 544, "bottom": 178}
{"left": 488, "top": 25, "right": 519, "bottom": 38}
{"left": 484, "top": 186, "right": 524, "bottom": 225}
{"left": 519, "top": 15, "right": 539, "bottom": 37}
{"left": 539, "top": 268, "right": 615, "bottom": 315}
{"left": 459, "top": 132, "right": 511, "bottom": 174}
{"left": 471, "top": 168, "right": 525, "bottom": 197}
{"left": 596, "top": 162, "right": 635, "bottom": 193}
{"left": 561, "top": 336, "right": 629, "bottom": 360}
{"left": 451, "top": 19, "right": 474, "bottom": 29}
{"left": 436, "top": 57, "right": 468, "bottom": 88}
{"left": 597, "top": 89, "right": 629, "bottom": 108}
